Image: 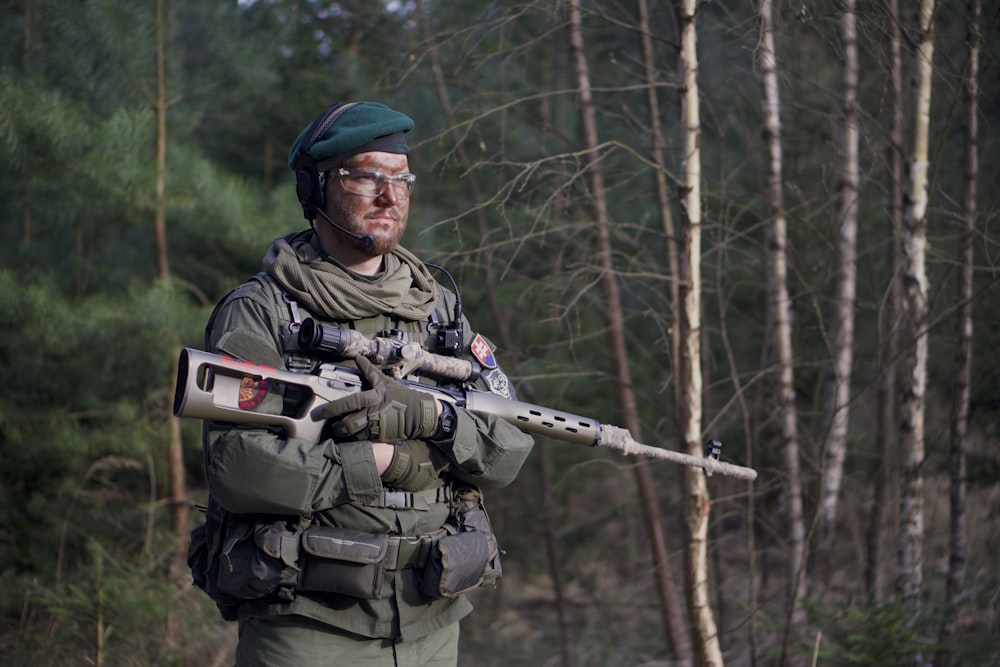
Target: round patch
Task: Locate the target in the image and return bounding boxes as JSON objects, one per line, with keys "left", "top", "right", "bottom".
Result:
{"left": 238, "top": 376, "right": 267, "bottom": 409}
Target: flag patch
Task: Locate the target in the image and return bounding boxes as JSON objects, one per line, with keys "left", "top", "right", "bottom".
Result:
{"left": 470, "top": 334, "right": 497, "bottom": 369}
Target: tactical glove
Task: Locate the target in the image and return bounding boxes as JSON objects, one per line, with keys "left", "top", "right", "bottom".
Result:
{"left": 381, "top": 440, "right": 451, "bottom": 491}
{"left": 310, "top": 356, "right": 438, "bottom": 442}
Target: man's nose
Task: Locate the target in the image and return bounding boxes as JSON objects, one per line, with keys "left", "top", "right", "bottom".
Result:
{"left": 376, "top": 185, "right": 398, "bottom": 205}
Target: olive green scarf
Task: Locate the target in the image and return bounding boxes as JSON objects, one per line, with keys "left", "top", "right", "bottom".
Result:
{"left": 262, "top": 230, "right": 438, "bottom": 321}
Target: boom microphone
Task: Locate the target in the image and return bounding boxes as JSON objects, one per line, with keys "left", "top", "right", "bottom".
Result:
{"left": 313, "top": 206, "right": 375, "bottom": 249}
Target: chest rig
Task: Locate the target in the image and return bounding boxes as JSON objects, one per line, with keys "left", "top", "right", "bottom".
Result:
{"left": 253, "top": 271, "right": 456, "bottom": 378}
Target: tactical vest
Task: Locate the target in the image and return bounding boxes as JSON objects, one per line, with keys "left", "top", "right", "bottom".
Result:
{"left": 189, "top": 270, "right": 504, "bottom": 620}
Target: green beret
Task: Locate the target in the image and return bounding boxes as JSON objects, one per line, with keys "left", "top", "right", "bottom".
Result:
{"left": 288, "top": 101, "right": 415, "bottom": 172}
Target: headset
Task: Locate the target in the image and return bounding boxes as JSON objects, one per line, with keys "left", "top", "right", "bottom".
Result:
{"left": 293, "top": 101, "right": 363, "bottom": 222}
{"left": 292, "top": 102, "right": 375, "bottom": 248}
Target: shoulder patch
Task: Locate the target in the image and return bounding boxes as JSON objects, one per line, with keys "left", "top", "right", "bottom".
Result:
{"left": 483, "top": 368, "right": 513, "bottom": 399}
{"left": 470, "top": 333, "right": 497, "bottom": 369}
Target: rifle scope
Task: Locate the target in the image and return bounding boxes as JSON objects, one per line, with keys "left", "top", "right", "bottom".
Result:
{"left": 298, "top": 318, "right": 351, "bottom": 357}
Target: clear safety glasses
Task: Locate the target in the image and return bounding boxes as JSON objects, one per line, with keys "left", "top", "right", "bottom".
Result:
{"left": 337, "top": 168, "right": 417, "bottom": 200}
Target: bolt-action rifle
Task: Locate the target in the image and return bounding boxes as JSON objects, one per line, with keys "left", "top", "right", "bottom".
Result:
{"left": 172, "top": 320, "right": 757, "bottom": 481}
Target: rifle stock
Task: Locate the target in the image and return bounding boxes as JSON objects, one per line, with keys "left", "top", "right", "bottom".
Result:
{"left": 174, "top": 348, "right": 757, "bottom": 481}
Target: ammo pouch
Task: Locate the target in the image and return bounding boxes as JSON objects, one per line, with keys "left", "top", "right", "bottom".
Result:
{"left": 298, "top": 526, "right": 389, "bottom": 599}
{"left": 216, "top": 518, "right": 301, "bottom": 603}
{"left": 420, "top": 487, "right": 502, "bottom": 599}
{"left": 187, "top": 501, "right": 301, "bottom": 621}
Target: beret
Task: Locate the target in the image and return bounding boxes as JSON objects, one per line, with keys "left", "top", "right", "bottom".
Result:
{"left": 287, "top": 101, "right": 415, "bottom": 171}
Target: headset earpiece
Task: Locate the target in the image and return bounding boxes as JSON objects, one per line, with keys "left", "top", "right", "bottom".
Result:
{"left": 294, "top": 152, "right": 323, "bottom": 220}
{"left": 294, "top": 101, "right": 363, "bottom": 220}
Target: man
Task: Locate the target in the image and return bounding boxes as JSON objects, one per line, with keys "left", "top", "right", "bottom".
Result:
{"left": 194, "top": 101, "right": 534, "bottom": 666}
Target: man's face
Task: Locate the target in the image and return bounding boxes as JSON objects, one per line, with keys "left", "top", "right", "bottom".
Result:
{"left": 323, "top": 151, "right": 411, "bottom": 256}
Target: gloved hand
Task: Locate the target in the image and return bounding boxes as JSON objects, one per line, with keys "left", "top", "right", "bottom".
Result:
{"left": 381, "top": 440, "right": 451, "bottom": 491}
{"left": 310, "top": 356, "right": 439, "bottom": 442}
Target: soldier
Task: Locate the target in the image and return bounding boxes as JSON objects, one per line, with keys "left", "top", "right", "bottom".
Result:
{"left": 192, "top": 101, "right": 534, "bottom": 666}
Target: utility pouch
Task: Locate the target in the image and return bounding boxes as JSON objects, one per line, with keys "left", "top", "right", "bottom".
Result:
{"left": 420, "top": 530, "right": 492, "bottom": 598}
{"left": 299, "top": 526, "right": 389, "bottom": 599}
{"left": 420, "top": 487, "right": 502, "bottom": 599}
{"left": 215, "top": 519, "right": 286, "bottom": 601}
{"left": 187, "top": 499, "right": 257, "bottom": 621}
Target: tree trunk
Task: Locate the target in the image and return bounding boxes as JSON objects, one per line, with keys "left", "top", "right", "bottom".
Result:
{"left": 636, "top": 0, "right": 681, "bottom": 374}
{"left": 934, "top": 1, "right": 978, "bottom": 664}
{"left": 154, "top": 0, "right": 169, "bottom": 284}
{"left": 154, "top": 0, "right": 188, "bottom": 556}
{"left": 896, "top": 0, "right": 935, "bottom": 619}
{"left": 567, "top": 1, "right": 691, "bottom": 662}
{"left": 671, "top": 1, "right": 723, "bottom": 664}
{"left": 414, "top": 6, "right": 576, "bottom": 662}
{"left": 636, "top": 2, "right": 692, "bottom": 659}
{"left": 819, "top": 0, "right": 860, "bottom": 573}
{"left": 869, "top": 0, "right": 904, "bottom": 605}
{"left": 757, "top": 1, "right": 807, "bottom": 662}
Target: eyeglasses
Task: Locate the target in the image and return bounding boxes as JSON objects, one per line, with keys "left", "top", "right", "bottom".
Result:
{"left": 336, "top": 168, "right": 417, "bottom": 200}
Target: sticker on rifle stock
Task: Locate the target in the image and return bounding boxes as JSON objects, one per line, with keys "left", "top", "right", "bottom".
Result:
{"left": 471, "top": 333, "right": 497, "bottom": 369}
{"left": 239, "top": 376, "right": 267, "bottom": 409}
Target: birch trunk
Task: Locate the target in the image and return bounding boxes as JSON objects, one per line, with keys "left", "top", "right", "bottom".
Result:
{"left": 671, "top": 0, "right": 722, "bottom": 664}
{"left": 566, "top": 1, "right": 690, "bottom": 661}
{"left": 819, "top": 0, "right": 860, "bottom": 570}
{"left": 757, "top": 1, "right": 807, "bottom": 659}
{"left": 896, "top": 0, "right": 935, "bottom": 612}
{"left": 869, "top": 0, "right": 904, "bottom": 604}
{"left": 934, "top": 1, "right": 978, "bottom": 663}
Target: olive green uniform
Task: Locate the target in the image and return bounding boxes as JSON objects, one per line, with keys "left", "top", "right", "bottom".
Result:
{"left": 202, "top": 230, "right": 533, "bottom": 664}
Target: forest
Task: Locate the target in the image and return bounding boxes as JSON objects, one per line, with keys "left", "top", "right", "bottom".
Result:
{"left": 1, "top": 1, "right": 998, "bottom": 665}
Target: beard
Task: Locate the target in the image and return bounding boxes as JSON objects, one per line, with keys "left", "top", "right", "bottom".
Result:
{"left": 341, "top": 216, "right": 407, "bottom": 256}
{"left": 322, "top": 195, "right": 409, "bottom": 257}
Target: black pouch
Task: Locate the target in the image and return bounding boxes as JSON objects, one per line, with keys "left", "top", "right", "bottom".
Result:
{"left": 420, "top": 488, "right": 502, "bottom": 599}
{"left": 187, "top": 499, "right": 255, "bottom": 621}
{"left": 299, "top": 526, "right": 389, "bottom": 599}
{"left": 187, "top": 522, "right": 210, "bottom": 593}
{"left": 215, "top": 519, "right": 286, "bottom": 601}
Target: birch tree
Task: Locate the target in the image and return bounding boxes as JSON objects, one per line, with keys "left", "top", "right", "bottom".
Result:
{"left": 671, "top": 0, "right": 722, "bottom": 663}
{"left": 756, "top": 0, "right": 807, "bottom": 660}
{"left": 896, "top": 0, "right": 936, "bottom": 614}
{"left": 819, "top": 0, "right": 860, "bottom": 569}
{"left": 935, "top": 1, "right": 979, "bottom": 663}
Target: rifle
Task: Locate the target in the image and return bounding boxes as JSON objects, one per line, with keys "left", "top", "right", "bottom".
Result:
{"left": 172, "top": 321, "right": 758, "bottom": 481}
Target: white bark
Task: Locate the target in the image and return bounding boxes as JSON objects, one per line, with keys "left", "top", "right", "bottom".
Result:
{"left": 819, "top": 0, "right": 860, "bottom": 564}
{"left": 757, "top": 0, "right": 808, "bottom": 653}
{"left": 672, "top": 0, "right": 722, "bottom": 664}
{"left": 896, "top": 0, "right": 935, "bottom": 606}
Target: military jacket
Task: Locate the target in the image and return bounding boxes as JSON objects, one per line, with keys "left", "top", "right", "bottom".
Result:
{"left": 202, "top": 243, "right": 534, "bottom": 641}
